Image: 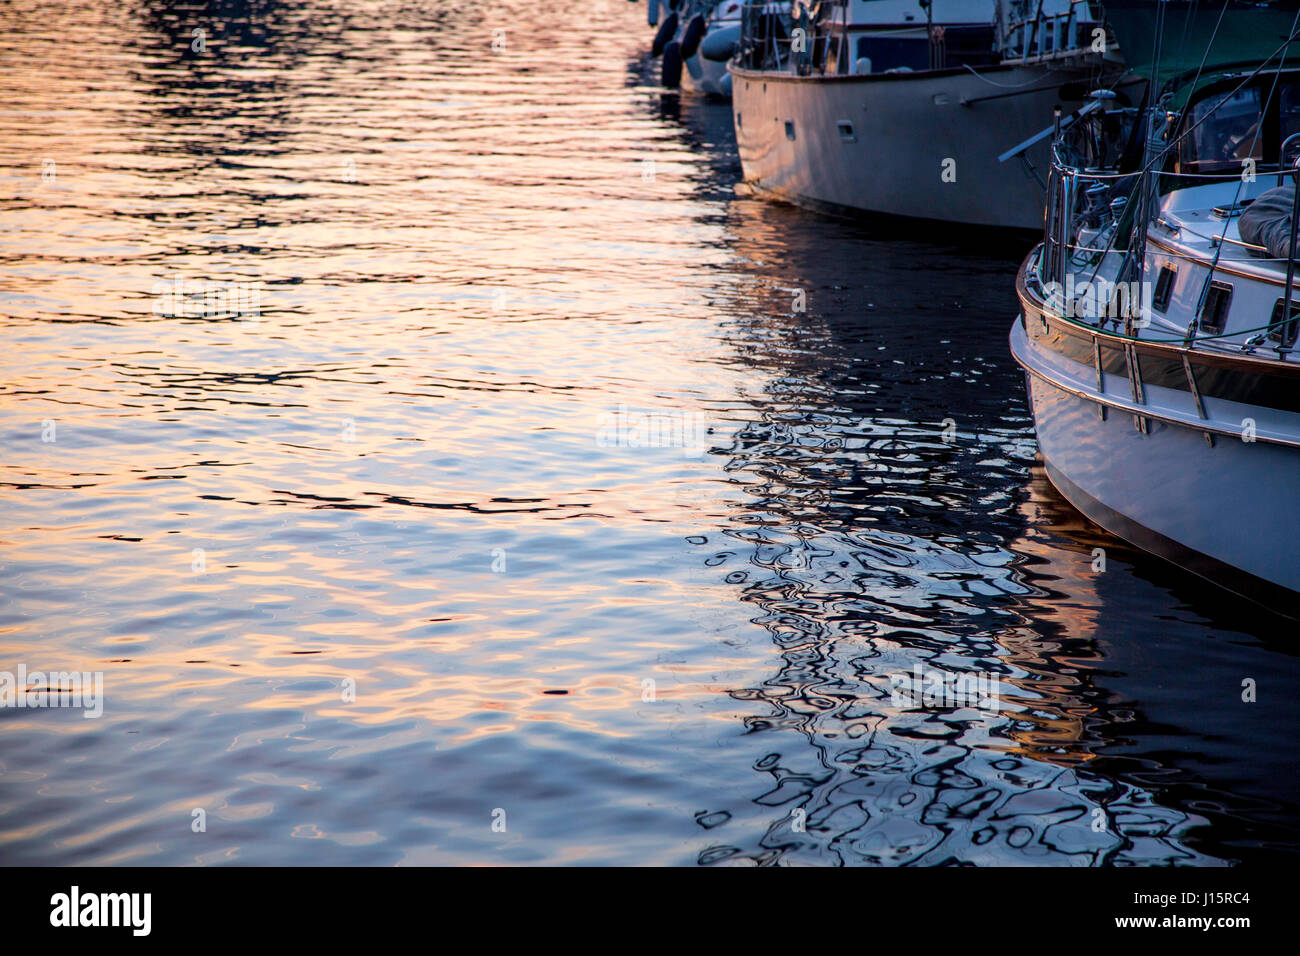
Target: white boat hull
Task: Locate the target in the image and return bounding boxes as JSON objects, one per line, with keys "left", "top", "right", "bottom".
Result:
{"left": 732, "top": 64, "right": 1105, "bottom": 230}
{"left": 1011, "top": 316, "right": 1300, "bottom": 603}
{"left": 682, "top": 53, "right": 731, "bottom": 98}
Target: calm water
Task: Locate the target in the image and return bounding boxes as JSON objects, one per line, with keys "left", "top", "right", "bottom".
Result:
{"left": 1, "top": 0, "right": 1298, "bottom": 866}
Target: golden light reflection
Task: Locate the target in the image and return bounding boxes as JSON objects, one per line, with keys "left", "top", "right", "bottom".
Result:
{"left": 995, "top": 460, "right": 1119, "bottom": 766}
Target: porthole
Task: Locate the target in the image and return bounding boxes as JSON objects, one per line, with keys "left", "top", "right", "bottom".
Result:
{"left": 1152, "top": 266, "right": 1176, "bottom": 312}
{"left": 1199, "top": 280, "right": 1232, "bottom": 336}
{"left": 1268, "top": 296, "right": 1300, "bottom": 348}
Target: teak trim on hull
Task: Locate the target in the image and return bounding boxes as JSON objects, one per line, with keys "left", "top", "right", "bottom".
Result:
{"left": 1145, "top": 234, "right": 1295, "bottom": 288}
{"left": 1016, "top": 256, "right": 1300, "bottom": 429}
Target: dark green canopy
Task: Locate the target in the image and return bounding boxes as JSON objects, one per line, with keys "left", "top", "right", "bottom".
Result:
{"left": 1104, "top": 0, "right": 1300, "bottom": 91}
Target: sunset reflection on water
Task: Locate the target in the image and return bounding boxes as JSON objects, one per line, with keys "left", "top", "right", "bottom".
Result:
{"left": 0, "top": 0, "right": 1297, "bottom": 866}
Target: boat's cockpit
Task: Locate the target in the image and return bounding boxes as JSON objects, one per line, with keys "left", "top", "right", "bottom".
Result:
{"left": 1035, "top": 67, "right": 1300, "bottom": 355}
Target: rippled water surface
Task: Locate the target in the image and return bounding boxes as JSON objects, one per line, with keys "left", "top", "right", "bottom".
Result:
{"left": 1, "top": 0, "right": 1298, "bottom": 866}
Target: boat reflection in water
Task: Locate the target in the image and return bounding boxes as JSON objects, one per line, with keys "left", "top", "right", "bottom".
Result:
{"left": 661, "top": 126, "right": 1300, "bottom": 861}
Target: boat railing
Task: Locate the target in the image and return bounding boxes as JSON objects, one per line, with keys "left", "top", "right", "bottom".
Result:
{"left": 736, "top": 0, "right": 1106, "bottom": 75}
{"left": 734, "top": 0, "right": 853, "bottom": 76}
{"left": 1001, "top": 0, "right": 1106, "bottom": 64}
{"left": 735, "top": 0, "right": 790, "bottom": 72}
{"left": 1040, "top": 146, "right": 1300, "bottom": 355}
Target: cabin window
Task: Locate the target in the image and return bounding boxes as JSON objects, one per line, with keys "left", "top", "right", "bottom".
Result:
{"left": 1269, "top": 296, "right": 1300, "bottom": 348}
{"left": 1281, "top": 85, "right": 1300, "bottom": 150}
{"left": 1178, "top": 86, "right": 1263, "bottom": 175}
{"left": 837, "top": 120, "right": 856, "bottom": 143}
{"left": 1199, "top": 281, "right": 1233, "bottom": 335}
{"left": 784, "top": 120, "right": 796, "bottom": 141}
{"left": 1152, "top": 266, "right": 1176, "bottom": 312}
{"left": 855, "top": 27, "right": 996, "bottom": 71}
{"left": 855, "top": 36, "right": 928, "bottom": 72}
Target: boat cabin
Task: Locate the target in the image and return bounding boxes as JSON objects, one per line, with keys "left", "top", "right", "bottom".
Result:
{"left": 784, "top": 0, "right": 1096, "bottom": 76}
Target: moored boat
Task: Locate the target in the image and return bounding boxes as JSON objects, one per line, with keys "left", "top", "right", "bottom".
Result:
{"left": 684, "top": 0, "right": 745, "bottom": 97}
{"left": 1012, "top": 0, "right": 1300, "bottom": 605}
{"left": 730, "top": 0, "right": 1133, "bottom": 229}
{"left": 647, "top": 0, "right": 746, "bottom": 96}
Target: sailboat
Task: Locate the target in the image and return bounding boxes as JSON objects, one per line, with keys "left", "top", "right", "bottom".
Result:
{"left": 1011, "top": 0, "right": 1300, "bottom": 605}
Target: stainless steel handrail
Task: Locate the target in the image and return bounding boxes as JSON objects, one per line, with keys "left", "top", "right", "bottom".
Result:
{"left": 1004, "top": 0, "right": 1101, "bottom": 61}
{"left": 1042, "top": 144, "right": 1300, "bottom": 354}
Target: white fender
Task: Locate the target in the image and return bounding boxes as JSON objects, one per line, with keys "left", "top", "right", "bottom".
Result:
{"left": 700, "top": 24, "right": 741, "bottom": 62}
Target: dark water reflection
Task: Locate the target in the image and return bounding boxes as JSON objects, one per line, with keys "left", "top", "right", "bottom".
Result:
{"left": 661, "top": 87, "right": 1300, "bottom": 866}
{"left": 0, "top": 0, "right": 1295, "bottom": 866}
